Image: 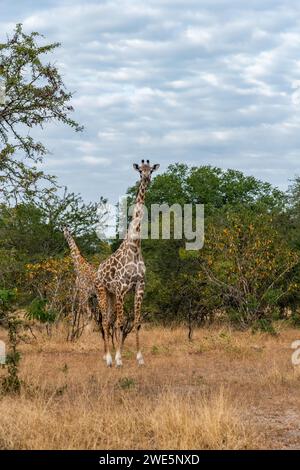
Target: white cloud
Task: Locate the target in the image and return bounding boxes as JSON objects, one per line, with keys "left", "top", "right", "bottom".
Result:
{"left": 184, "top": 27, "right": 213, "bottom": 46}
{"left": 81, "top": 156, "right": 111, "bottom": 166}
{"left": 98, "top": 128, "right": 124, "bottom": 141}
{"left": 2, "top": 0, "right": 300, "bottom": 201}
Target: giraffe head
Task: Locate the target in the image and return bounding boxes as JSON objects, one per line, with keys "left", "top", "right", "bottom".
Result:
{"left": 133, "top": 159, "right": 160, "bottom": 183}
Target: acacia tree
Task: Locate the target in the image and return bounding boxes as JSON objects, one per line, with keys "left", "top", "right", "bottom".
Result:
{"left": 0, "top": 24, "right": 82, "bottom": 202}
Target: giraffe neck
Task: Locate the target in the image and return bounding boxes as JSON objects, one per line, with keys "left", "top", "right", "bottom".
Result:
{"left": 126, "top": 177, "right": 148, "bottom": 248}
{"left": 64, "top": 232, "right": 85, "bottom": 272}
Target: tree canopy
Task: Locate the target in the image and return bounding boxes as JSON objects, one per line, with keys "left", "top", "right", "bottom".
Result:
{"left": 0, "top": 24, "right": 82, "bottom": 203}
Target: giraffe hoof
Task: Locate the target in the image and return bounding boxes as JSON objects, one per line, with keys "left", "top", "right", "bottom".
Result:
{"left": 115, "top": 357, "right": 123, "bottom": 367}
{"left": 105, "top": 353, "right": 113, "bottom": 367}
{"left": 137, "top": 352, "right": 144, "bottom": 366}
{"left": 115, "top": 351, "right": 122, "bottom": 367}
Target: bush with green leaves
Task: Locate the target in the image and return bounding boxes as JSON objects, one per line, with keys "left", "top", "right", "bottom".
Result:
{"left": 0, "top": 289, "right": 21, "bottom": 394}
{"left": 26, "top": 298, "right": 56, "bottom": 324}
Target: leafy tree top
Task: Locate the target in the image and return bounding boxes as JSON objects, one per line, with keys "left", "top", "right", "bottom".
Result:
{"left": 127, "top": 163, "right": 286, "bottom": 214}
{"left": 0, "top": 24, "right": 82, "bottom": 202}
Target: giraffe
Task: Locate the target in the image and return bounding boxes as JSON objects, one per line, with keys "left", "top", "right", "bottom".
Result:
{"left": 97, "top": 159, "right": 160, "bottom": 367}
{"left": 63, "top": 227, "right": 104, "bottom": 335}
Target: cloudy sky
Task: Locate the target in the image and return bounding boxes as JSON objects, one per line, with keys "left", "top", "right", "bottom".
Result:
{"left": 2, "top": 0, "right": 300, "bottom": 203}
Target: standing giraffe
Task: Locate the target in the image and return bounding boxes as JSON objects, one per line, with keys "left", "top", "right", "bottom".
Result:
{"left": 97, "top": 159, "right": 159, "bottom": 367}
{"left": 63, "top": 227, "right": 103, "bottom": 334}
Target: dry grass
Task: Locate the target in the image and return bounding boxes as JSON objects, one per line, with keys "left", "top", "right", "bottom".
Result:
{"left": 0, "top": 387, "right": 251, "bottom": 450}
{"left": 0, "top": 323, "right": 300, "bottom": 449}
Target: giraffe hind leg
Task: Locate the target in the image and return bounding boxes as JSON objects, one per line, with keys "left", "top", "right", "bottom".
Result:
{"left": 97, "top": 286, "right": 112, "bottom": 367}
{"left": 134, "top": 281, "right": 145, "bottom": 366}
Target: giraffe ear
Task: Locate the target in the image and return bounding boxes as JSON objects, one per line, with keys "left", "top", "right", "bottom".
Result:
{"left": 133, "top": 163, "right": 139, "bottom": 171}
{"left": 152, "top": 164, "right": 160, "bottom": 172}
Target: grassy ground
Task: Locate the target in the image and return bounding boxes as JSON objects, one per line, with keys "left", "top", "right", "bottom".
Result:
{"left": 0, "top": 323, "right": 300, "bottom": 449}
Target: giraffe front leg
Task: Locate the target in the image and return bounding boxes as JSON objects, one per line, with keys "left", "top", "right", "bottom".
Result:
{"left": 102, "top": 313, "right": 112, "bottom": 367}
{"left": 115, "top": 293, "right": 125, "bottom": 367}
{"left": 134, "top": 281, "right": 145, "bottom": 366}
{"left": 97, "top": 286, "right": 112, "bottom": 367}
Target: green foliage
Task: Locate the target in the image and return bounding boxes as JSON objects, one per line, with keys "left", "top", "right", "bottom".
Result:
{"left": 1, "top": 160, "right": 299, "bottom": 332}
{"left": 117, "top": 377, "right": 135, "bottom": 390}
{"left": 197, "top": 207, "right": 299, "bottom": 326}
{"left": 251, "top": 318, "right": 277, "bottom": 336}
{"left": 0, "top": 189, "right": 109, "bottom": 309}
{"left": 0, "top": 288, "right": 16, "bottom": 309}
{"left": 0, "top": 24, "right": 82, "bottom": 203}
{"left": 289, "top": 312, "right": 300, "bottom": 328}
{"left": 0, "top": 191, "right": 106, "bottom": 261}
{"left": 26, "top": 298, "right": 56, "bottom": 324}
{"left": 0, "top": 288, "right": 22, "bottom": 394}
{"left": 140, "top": 163, "right": 286, "bottom": 213}
{"left": 129, "top": 164, "right": 298, "bottom": 329}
